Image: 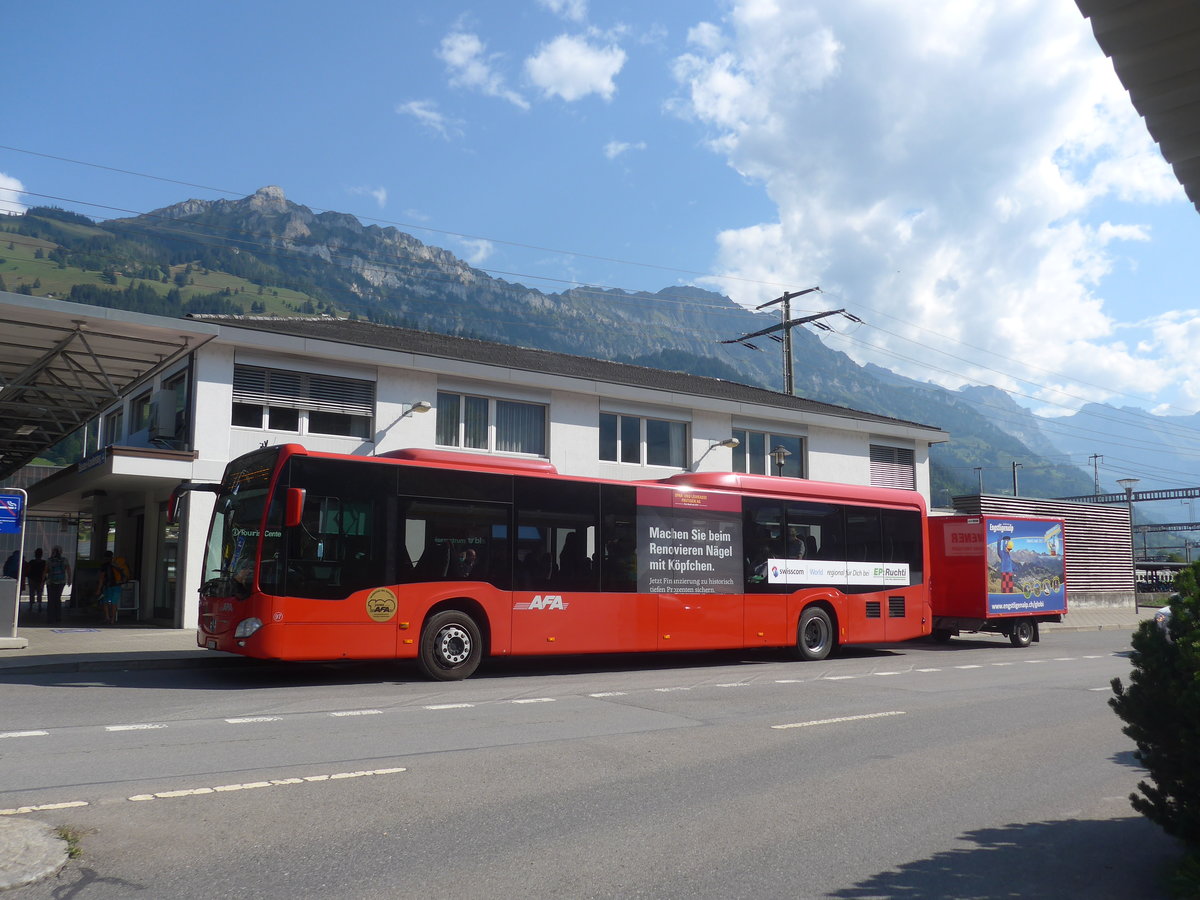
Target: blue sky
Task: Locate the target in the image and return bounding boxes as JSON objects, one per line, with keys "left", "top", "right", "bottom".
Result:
{"left": 5, "top": 0, "right": 1200, "bottom": 420}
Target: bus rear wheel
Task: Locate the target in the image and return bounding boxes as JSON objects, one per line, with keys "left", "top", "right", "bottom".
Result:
{"left": 794, "top": 606, "right": 834, "bottom": 661}
{"left": 419, "top": 609, "right": 483, "bottom": 680}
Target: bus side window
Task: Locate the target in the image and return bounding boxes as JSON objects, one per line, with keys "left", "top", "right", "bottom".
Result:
{"left": 516, "top": 477, "right": 599, "bottom": 592}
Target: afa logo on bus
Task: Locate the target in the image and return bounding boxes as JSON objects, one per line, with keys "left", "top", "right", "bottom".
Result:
{"left": 514, "top": 595, "right": 570, "bottom": 611}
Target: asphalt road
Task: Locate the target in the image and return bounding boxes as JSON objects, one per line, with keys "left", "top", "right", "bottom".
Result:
{"left": 1, "top": 631, "right": 1180, "bottom": 898}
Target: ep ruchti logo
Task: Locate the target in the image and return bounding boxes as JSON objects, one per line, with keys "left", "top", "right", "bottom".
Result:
{"left": 514, "top": 595, "right": 569, "bottom": 611}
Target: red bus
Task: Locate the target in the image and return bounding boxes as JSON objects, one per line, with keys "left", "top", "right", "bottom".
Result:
{"left": 177, "top": 443, "right": 931, "bottom": 680}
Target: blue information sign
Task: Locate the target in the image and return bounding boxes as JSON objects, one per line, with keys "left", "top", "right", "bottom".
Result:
{"left": 0, "top": 493, "right": 24, "bottom": 535}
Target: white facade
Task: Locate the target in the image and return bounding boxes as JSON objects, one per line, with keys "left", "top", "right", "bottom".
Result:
{"left": 20, "top": 304, "right": 947, "bottom": 629}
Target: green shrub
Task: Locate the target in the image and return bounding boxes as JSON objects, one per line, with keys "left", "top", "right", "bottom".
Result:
{"left": 1111, "top": 560, "right": 1200, "bottom": 847}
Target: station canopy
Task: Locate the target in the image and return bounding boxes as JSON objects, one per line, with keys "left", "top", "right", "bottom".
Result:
{"left": 0, "top": 293, "right": 215, "bottom": 480}
{"left": 1077, "top": 0, "right": 1200, "bottom": 213}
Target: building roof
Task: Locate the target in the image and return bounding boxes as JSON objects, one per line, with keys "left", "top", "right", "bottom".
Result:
{"left": 190, "top": 314, "right": 947, "bottom": 437}
{"left": 1077, "top": 0, "right": 1200, "bottom": 213}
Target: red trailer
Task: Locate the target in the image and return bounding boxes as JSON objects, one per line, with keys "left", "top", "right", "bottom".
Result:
{"left": 928, "top": 515, "right": 1066, "bottom": 646}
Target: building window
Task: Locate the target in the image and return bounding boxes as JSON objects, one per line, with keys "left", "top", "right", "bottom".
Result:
{"left": 732, "top": 430, "right": 803, "bottom": 477}
{"left": 436, "top": 391, "right": 546, "bottom": 456}
{"left": 600, "top": 413, "right": 688, "bottom": 468}
{"left": 232, "top": 365, "right": 374, "bottom": 439}
{"left": 103, "top": 407, "right": 124, "bottom": 445}
{"left": 160, "top": 370, "right": 189, "bottom": 440}
{"left": 870, "top": 444, "right": 916, "bottom": 489}
{"left": 131, "top": 392, "right": 152, "bottom": 434}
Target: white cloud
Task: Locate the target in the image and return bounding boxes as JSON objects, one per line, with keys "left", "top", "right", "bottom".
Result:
{"left": 396, "top": 99, "right": 463, "bottom": 139}
{"left": 0, "top": 173, "right": 26, "bottom": 216}
{"left": 438, "top": 31, "right": 529, "bottom": 110}
{"left": 604, "top": 140, "right": 646, "bottom": 160}
{"left": 672, "top": 0, "right": 1183, "bottom": 413}
{"left": 459, "top": 238, "right": 495, "bottom": 267}
{"left": 526, "top": 34, "right": 626, "bottom": 102}
{"left": 538, "top": 0, "right": 587, "bottom": 23}
{"left": 348, "top": 185, "right": 388, "bottom": 209}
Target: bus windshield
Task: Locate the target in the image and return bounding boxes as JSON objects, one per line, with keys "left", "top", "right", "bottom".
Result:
{"left": 202, "top": 448, "right": 278, "bottom": 597}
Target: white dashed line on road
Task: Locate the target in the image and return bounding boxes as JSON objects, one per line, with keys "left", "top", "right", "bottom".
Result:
{"left": 329, "top": 709, "right": 383, "bottom": 717}
{"left": 772, "top": 711, "right": 907, "bottom": 730}
{"left": 512, "top": 698, "right": 555, "bottom": 704}
{"left": 424, "top": 703, "right": 474, "bottom": 710}
{"left": 128, "top": 767, "right": 408, "bottom": 803}
{"left": 225, "top": 716, "right": 283, "bottom": 724}
{"left": 1, "top": 800, "right": 88, "bottom": 816}
{"left": 106, "top": 723, "right": 168, "bottom": 732}
{"left": 0, "top": 730, "right": 49, "bottom": 739}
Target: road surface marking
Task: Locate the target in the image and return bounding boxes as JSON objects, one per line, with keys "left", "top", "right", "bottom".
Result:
{"left": 424, "top": 703, "right": 474, "bottom": 710}
{"left": 1, "top": 800, "right": 88, "bottom": 816}
{"left": 873, "top": 671, "right": 903, "bottom": 676}
{"left": 329, "top": 709, "right": 383, "bottom": 717}
{"left": 589, "top": 691, "right": 628, "bottom": 697}
{"left": 654, "top": 686, "right": 692, "bottom": 692}
{"left": 717, "top": 682, "right": 750, "bottom": 687}
{"left": 129, "top": 767, "right": 407, "bottom": 802}
{"left": 106, "top": 723, "right": 168, "bottom": 731}
{"left": 772, "top": 711, "right": 906, "bottom": 730}
{"left": 0, "top": 730, "right": 49, "bottom": 739}
{"left": 916, "top": 668, "right": 941, "bottom": 672}
{"left": 775, "top": 679, "right": 804, "bottom": 683}
{"left": 955, "top": 665, "right": 983, "bottom": 670}
{"left": 225, "top": 716, "right": 283, "bottom": 724}
{"left": 512, "top": 697, "right": 555, "bottom": 704}
{"left": 823, "top": 675, "right": 860, "bottom": 680}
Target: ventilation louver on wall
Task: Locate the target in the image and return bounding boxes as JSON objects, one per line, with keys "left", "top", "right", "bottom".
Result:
{"left": 233, "top": 365, "right": 374, "bottom": 417}
{"left": 870, "top": 444, "right": 916, "bottom": 490}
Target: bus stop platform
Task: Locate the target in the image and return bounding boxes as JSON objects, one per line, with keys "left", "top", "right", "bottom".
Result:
{"left": 0, "top": 604, "right": 1158, "bottom": 677}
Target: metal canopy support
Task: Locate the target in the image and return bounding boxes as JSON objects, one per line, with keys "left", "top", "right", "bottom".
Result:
{"left": 0, "top": 302, "right": 206, "bottom": 480}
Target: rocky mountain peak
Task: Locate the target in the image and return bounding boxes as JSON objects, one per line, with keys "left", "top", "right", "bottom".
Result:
{"left": 248, "top": 185, "right": 289, "bottom": 213}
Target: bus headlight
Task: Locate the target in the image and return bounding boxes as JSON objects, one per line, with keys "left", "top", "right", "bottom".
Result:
{"left": 234, "top": 617, "right": 264, "bottom": 639}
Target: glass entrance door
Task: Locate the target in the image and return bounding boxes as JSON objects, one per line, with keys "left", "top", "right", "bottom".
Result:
{"left": 155, "top": 503, "right": 179, "bottom": 621}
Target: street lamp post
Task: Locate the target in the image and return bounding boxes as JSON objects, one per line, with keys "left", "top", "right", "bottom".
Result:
{"left": 1117, "top": 478, "right": 1140, "bottom": 600}
{"left": 770, "top": 445, "right": 792, "bottom": 477}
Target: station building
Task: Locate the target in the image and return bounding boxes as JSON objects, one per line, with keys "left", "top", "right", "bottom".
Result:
{"left": 0, "top": 292, "right": 948, "bottom": 629}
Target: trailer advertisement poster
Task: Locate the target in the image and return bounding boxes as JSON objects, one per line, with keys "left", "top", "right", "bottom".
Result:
{"left": 986, "top": 518, "right": 1066, "bottom": 615}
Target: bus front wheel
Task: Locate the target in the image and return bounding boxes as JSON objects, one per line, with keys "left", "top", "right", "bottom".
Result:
{"left": 794, "top": 606, "right": 834, "bottom": 661}
{"left": 419, "top": 610, "right": 483, "bottom": 680}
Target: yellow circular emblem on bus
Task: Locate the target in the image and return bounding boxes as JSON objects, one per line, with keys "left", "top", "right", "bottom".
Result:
{"left": 366, "top": 588, "right": 398, "bottom": 623}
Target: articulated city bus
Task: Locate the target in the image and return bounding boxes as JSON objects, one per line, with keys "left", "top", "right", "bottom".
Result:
{"left": 176, "top": 444, "right": 931, "bottom": 680}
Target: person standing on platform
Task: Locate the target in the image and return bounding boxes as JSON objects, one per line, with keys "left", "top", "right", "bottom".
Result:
{"left": 24, "top": 548, "right": 48, "bottom": 615}
{"left": 46, "top": 546, "right": 71, "bottom": 625}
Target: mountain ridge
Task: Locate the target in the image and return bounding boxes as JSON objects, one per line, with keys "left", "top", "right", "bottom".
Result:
{"left": 1, "top": 186, "right": 1155, "bottom": 504}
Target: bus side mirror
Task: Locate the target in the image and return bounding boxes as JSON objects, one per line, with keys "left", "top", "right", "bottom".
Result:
{"left": 285, "top": 488, "right": 306, "bottom": 528}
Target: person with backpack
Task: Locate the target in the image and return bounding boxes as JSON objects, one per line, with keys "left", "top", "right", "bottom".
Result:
{"left": 95, "top": 550, "right": 127, "bottom": 625}
{"left": 46, "top": 546, "right": 72, "bottom": 625}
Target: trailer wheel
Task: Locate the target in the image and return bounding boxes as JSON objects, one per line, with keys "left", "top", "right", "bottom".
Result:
{"left": 1009, "top": 618, "right": 1035, "bottom": 648}
{"left": 794, "top": 606, "right": 834, "bottom": 661}
{"left": 931, "top": 628, "right": 953, "bottom": 643}
{"left": 419, "top": 609, "right": 483, "bottom": 680}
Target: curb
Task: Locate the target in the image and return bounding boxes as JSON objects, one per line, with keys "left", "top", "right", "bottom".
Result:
{"left": 0, "top": 818, "right": 67, "bottom": 892}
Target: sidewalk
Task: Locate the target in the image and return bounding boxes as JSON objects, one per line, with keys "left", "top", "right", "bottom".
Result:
{"left": 0, "top": 602, "right": 235, "bottom": 676}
